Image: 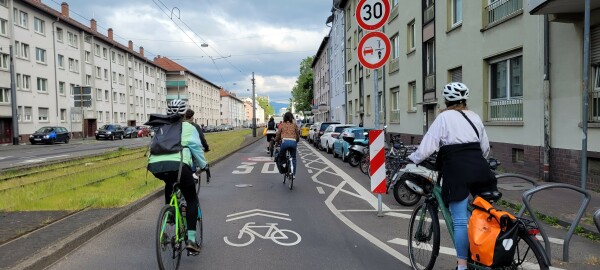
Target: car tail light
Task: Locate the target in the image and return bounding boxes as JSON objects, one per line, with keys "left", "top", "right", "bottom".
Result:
{"left": 319, "top": 131, "right": 323, "bottom": 135}
{"left": 332, "top": 134, "right": 339, "bottom": 138}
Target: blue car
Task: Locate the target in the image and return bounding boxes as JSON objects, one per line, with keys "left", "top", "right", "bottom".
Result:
{"left": 29, "top": 126, "right": 70, "bottom": 144}
{"left": 332, "top": 127, "right": 370, "bottom": 162}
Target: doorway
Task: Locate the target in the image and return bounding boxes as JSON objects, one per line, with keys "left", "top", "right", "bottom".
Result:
{"left": 0, "top": 118, "right": 12, "bottom": 144}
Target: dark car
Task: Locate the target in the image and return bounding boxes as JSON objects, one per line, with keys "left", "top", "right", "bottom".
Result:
{"left": 95, "top": 124, "right": 125, "bottom": 140}
{"left": 124, "top": 127, "right": 138, "bottom": 138}
{"left": 312, "top": 122, "right": 340, "bottom": 147}
{"left": 29, "top": 126, "right": 70, "bottom": 144}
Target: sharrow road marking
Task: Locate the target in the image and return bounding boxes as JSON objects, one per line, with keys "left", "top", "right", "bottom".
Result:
{"left": 316, "top": 187, "right": 325, "bottom": 194}
{"left": 226, "top": 209, "right": 291, "bottom": 222}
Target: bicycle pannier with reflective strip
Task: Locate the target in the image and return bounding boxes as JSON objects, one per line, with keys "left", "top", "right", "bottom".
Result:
{"left": 468, "top": 196, "right": 519, "bottom": 267}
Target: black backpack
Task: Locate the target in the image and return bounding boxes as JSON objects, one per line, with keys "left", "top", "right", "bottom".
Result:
{"left": 145, "top": 114, "right": 183, "bottom": 155}
{"left": 268, "top": 121, "right": 275, "bottom": 130}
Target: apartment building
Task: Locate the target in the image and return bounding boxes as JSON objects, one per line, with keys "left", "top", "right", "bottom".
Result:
{"left": 311, "top": 36, "right": 331, "bottom": 123}
{"left": 153, "top": 56, "right": 220, "bottom": 127}
{"left": 328, "top": 5, "right": 346, "bottom": 123}
{"left": 0, "top": 0, "right": 166, "bottom": 142}
{"left": 219, "top": 89, "right": 245, "bottom": 127}
{"left": 242, "top": 97, "right": 265, "bottom": 127}
{"left": 331, "top": 0, "right": 600, "bottom": 189}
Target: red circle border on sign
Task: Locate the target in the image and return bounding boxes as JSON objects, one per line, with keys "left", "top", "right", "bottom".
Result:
{"left": 355, "top": 0, "right": 390, "bottom": 31}
{"left": 357, "top": 31, "right": 391, "bottom": 70}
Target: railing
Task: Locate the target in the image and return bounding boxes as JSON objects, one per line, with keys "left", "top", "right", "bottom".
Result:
{"left": 423, "top": 4, "right": 435, "bottom": 24}
{"left": 388, "top": 58, "right": 399, "bottom": 73}
{"left": 483, "top": 0, "right": 522, "bottom": 27}
{"left": 424, "top": 74, "right": 435, "bottom": 91}
{"left": 486, "top": 98, "right": 523, "bottom": 121}
{"left": 165, "top": 81, "right": 187, "bottom": 87}
{"left": 390, "top": 110, "right": 400, "bottom": 123}
{"left": 589, "top": 90, "right": 600, "bottom": 122}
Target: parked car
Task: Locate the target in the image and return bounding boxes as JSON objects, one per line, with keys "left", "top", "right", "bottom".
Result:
{"left": 308, "top": 123, "right": 319, "bottom": 143}
{"left": 95, "top": 124, "right": 125, "bottom": 140}
{"left": 29, "top": 126, "right": 70, "bottom": 144}
{"left": 319, "top": 124, "right": 356, "bottom": 153}
{"left": 205, "top": 125, "right": 216, "bottom": 132}
{"left": 332, "top": 127, "right": 370, "bottom": 161}
{"left": 136, "top": 126, "right": 150, "bottom": 137}
{"left": 312, "top": 122, "right": 340, "bottom": 148}
{"left": 124, "top": 126, "right": 138, "bottom": 138}
{"left": 300, "top": 123, "right": 311, "bottom": 139}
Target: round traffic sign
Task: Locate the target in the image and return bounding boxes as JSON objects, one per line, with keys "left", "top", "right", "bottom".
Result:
{"left": 355, "top": 0, "right": 390, "bottom": 31}
{"left": 357, "top": 31, "right": 391, "bottom": 70}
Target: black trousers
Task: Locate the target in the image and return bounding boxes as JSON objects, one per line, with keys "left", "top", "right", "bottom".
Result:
{"left": 153, "top": 165, "right": 199, "bottom": 232}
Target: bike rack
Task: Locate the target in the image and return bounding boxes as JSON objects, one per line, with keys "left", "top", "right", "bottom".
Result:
{"left": 519, "top": 183, "right": 591, "bottom": 262}
{"left": 594, "top": 208, "right": 600, "bottom": 233}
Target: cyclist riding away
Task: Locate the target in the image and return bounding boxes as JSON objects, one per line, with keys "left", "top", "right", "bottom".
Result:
{"left": 147, "top": 99, "right": 208, "bottom": 254}
{"left": 407, "top": 82, "right": 495, "bottom": 270}
{"left": 275, "top": 112, "right": 300, "bottom": 176}
{"left": 266, "top": 117, "right": 277, "bottom": 152}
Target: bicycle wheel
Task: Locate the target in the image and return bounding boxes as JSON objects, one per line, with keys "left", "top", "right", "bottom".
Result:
{"left": 196, "top": 207, "right": 203, "bottom": 247}
{"left": 288, "top": 159, "right": 294, "bottom": 190}
{"left": 408, "top": 203, "right": 440, "bottom": 270}
{"left": 156, "top": 205, "right": 182, "bottom": 270}
{"left": 269, "top": 140, "right": 274, "bottom": 157}
{"left": 194, "top": 172, "right": 201, "bottom": 195}
{"left": 359, "top": 155, "right": 370, "bottom": 175}
{"left": 509, "top": 231, "right": 549, "bottom": 270}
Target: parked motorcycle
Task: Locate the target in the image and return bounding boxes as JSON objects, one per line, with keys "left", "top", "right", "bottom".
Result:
{"left": 344, "top": 134, "right": 369, "bottom": 168}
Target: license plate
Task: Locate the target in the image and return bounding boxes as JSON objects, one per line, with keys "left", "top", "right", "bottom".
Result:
{"left": 34, "top": 139, "right": 41, "bottom": 141}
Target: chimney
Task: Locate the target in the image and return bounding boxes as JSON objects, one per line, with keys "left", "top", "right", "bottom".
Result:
{"left": 90, "top": 19, "right": 97, "bottom": 32}
{"left": 61, "top": 2, "right": 69, "bottom": 17}
{"left": 139, "top": 46, "right": 144, "bottom": 57}
{"left": 128, "top": 40, "right": 133, "bottom": 50}
{"left": 108, "top": 28, "right": 113, "bottom": 40}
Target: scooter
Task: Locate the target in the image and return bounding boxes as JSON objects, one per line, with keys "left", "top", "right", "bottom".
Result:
{"left": 345, "top": 134, "right": 369, "bottom": 167}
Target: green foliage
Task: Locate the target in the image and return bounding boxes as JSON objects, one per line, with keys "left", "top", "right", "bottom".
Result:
{"left": 256, "top": 96, "right": 274, "bottom": 119}
{"left": 291, "top": 56, "right": 314, "bottom": 113}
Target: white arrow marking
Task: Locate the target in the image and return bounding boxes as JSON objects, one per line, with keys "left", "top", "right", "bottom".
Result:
{"left": 226, "top": 209, "right": 289, "bottom": 218}
{"left": 226, "top": 213, "right": 291, "bottom": 222}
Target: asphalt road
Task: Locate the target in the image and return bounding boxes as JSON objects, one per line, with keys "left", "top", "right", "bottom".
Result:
{"left": 0, "top": 137, "right": 150, "bottom": 170}
{"left": 44, "top": 138, "right": 587, "bottom": 269}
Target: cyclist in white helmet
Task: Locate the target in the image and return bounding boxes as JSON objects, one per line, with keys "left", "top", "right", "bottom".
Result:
{"left": 148, "top": 99, "right": 208, "bottom": 254}
{"left": 408, "top": 82, "right": 494, "bottom": 270}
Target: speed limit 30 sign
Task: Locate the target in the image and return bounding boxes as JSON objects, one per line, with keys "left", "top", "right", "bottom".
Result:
{"left": 355, "top": 0, "right": 390, "bottom": 31}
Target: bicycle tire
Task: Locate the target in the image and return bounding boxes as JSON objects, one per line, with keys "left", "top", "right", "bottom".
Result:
{"left": 359, "top": 156, "right": 370, "bottom": 175}
{"left": 408, "top": 203, "right": 440, "bottom": 270}
{"left": 156, "top": 205, "right": 182, "bottom": 270}
{"left": 509, "top": 231, "right": 549, "bottom": 270}
{"left": 269, "top": 140, "right": 274, "bottom": 157}
{"left": 195, "top": 173, "right": 201, "bottom": 195}
{"left": 288, "top": 172, "right": 294, "bottom": 190}
{"left": 196, "top": 211, "right": 203, "bottom": 247}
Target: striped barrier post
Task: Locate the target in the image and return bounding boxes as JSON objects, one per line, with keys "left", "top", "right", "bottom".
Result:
{"left": 369, "top": 130, "right": 386, "bottom": 217}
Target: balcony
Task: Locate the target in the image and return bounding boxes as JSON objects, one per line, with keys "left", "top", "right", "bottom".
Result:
{"left": 483, "top": 0, "right": 523, "bottom": 28}
{"left": 424, "top": 74, "right": 436, "bottom": 92}
{"left": 166, "top": 80, "right": 187, "bottom": 87}
{"left": 486, "top": 98, "right": 523, "bottom": 121}
{"left": 424, "top": 5, "right": 435, "bottom": 24}
{"left": 590, "top": 91, "right": 600, "bottom": 122}
{"left": 388, "top": 58, "right": 400, "bottom": 74}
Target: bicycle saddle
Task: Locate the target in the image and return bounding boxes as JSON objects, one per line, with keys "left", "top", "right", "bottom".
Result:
{"left": 478, "top": 190, "right": 502, "bottom": 203}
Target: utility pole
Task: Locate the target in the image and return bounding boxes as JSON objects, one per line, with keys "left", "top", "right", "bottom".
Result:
{"left": 9, "top": 45, "right": 19, "bottom": 145}
{"left": 252, "top": 72, "right": 256, "bottom": 137}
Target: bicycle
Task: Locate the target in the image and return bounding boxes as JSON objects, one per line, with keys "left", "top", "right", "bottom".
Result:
{"left": 156, "top": 173, "right": 209, "bottom": 270}
{"left": 407, "top": 171, "right": 550, "bottom": 270}
{"left": 194, "top": 167, "right": 211, "bottom": 195}
{"left": 269, "top": 139, "right": 275, "bottom": 157}
{"left": 281, "top": 147, "right": 295, "bottom": 190}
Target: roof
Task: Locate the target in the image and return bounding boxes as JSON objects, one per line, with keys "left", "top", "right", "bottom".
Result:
{"left": 311, "top": 36, "right": 330, "bottom": 68}
{"left": 219, "top": 89, "right": 244, "bottom": 103}
{"left": 21, "top": 0, "right": 162, "bottom": 69}
{"left": 153, "top": 56, "right": 220, "bottom": 89}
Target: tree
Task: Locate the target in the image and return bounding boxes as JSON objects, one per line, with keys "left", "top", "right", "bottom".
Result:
{"left": 291, "top": 56, "right": 314, "bottom": 114}
{"left": 256, "top": 96, "right": 274, "bottom": 120}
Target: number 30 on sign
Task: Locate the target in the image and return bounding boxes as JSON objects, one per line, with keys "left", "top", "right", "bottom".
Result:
{"left": 355, "top": 0, "right": 390, "bottom": 31}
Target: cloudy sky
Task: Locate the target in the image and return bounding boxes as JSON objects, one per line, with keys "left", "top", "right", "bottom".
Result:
{"left": 44, "top": 0, "right": 332, "bottom": 105}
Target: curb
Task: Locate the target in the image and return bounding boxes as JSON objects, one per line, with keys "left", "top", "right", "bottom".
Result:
{"left": 8, "top": 134, "right": 264, "bottom": 270}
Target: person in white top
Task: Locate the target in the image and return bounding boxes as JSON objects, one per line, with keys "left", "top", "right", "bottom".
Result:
{"left": 408, "top": 82, "right": 495, "bottom": 270}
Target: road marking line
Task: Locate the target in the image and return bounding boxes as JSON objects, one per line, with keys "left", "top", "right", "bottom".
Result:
{"left": 385, "top": 212, "right": 446, "bottom": 225}
{"left": 536, "top": 235, "right": 564, "bottom": 245}
{"left": 226, "top": 209, "right": 289, "bottom": 218}
{"left": 388, "top": 238, "right": 457, "bottom": 256}
{"left": 307, "top": 169, "right": 313, "bottom": 174}
{"left": 339, "top": 209, "right": 414, "bottom": 213}
{"left": 316, "top": 187, "right": 325, "bottom": 194}
{"left": 310, "top": 166, "right": 363, "bottom": 199}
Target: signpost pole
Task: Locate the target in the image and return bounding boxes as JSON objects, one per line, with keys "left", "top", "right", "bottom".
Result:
{"left": 80, "top": 87, "right": 85, "bottom": 140}
{"left": 374, "top": 69, "right": 383, "bottom": 217}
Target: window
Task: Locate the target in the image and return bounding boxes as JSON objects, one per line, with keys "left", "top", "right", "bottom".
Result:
{"left": 97, "top": 89, "right": 102, "bottom": 101}
{"left": 391, "top": 34, "right": 400, "bottom": 59}
{"left": 449, "top": 67, "right": 462, "bottom": 82}
{"left": 590, "top": 66, "right": 600, "bottom": 122}
{"left": 0, "top": 53, "right": 7, "bottom": 69}
{"left": 59, "top": 81, "right": 65, "bottom": 95}
{"left": 407, "top": 20, "right": 415, "bottom": 52}
{"left": 17, "top": 106, "right": 22, "bottom": 121}
{"left": 103, "top": 48, "right": 108, "bottom": 58}
{"left": 85, "top": 75, "right": 92, "bottom": 86}
{"left": 96, "top": 67, "right": 101, "bottom": 78}
{"left": 35, "top": 48, "right": 46, "bottom": 63}
{"left": 57, "top": 54, "right": 64, "bottom": 68}
{"left": 105, "top": 90, "right": 109, "bottom": 101}
{"left": 38, "top": 107, "right": 49, "bottom": 122}
{"left": 68, "top": 58, "right": 79, "bottom": 72}
{"left": 34, "top": 17, "right": 45, "bottom": 34}
{"left": 94, "top": 44, "right": 100, "bottom": 56}
{"left": 104, "top": 69, "right": 108, "bottom": 80}
{"left": 0, "top": 88, "right": 9, "bottom": 103}
{"left": 22, "top": 75, "right": 31, "bottom": 90}
{"left": 24, "top": 107, "right": 32, "bottom": 122}
{"left": 67, "top": 32, "right": 78, "bottom": 47}
{"left": 0, "top": 18, "right": 7, "bottom": 36}
{"left": 56, "top": 27, "right": 63, "bottom": 42}
{"left": 111, "top": 51, "right": 116, "bottom": 62}
{"left": 0, "top": 0, "right": 5, "bottom": 7}
{"left": 15, "top": 41, "right": 29, "bottom": 59}
{"left": 451, "top": 0, "right": 462, "bottom": 26}
{"left": 70, "top": 84, "right": 76, "bottom": 96}
{"left": 16, "top": 10, "right": 28, "bottom": 28}
{"left": 85, "top": 51, "right": 91, "bottom": 62}
{"left": 60, "top": 109, "right": 67, "bottom": 122}
{"left": 97, "top": 111, "right": 103, "bottom": 122}
{"left": 488, "top": 54, "right": 523, "bottom": 121}
{"left": 408, "top": 82, "right": 417, "bottom": 111}
{"left": 390, "top": 87, "right": 400, "bottom": 123}
{"left": 37, "top": 77, "right": 48, "bottom": 92}
{"left": 84, "top": 35, "right": 92, "bottom": 43}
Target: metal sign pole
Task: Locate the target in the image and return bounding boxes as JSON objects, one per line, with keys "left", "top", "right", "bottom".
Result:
{"left": 81, "top": 87, "right": 85, "bottom": 140}
{"left": 374, "top": 68, "right": 383, "bottom": 217}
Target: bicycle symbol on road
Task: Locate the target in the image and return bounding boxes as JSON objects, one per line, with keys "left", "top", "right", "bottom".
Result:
{"left": 223, "top": 222, "right": 301, "bottom": 247}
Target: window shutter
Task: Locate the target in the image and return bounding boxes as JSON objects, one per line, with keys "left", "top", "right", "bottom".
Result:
{"left": 592, "top": 26, "right": 600, "bottom": 65}
{"left": 451, "top": 67, "right": 463, "bottom": 82}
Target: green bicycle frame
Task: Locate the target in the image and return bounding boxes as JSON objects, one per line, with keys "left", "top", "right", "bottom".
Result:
{"left": 159, "top": 192, "right": 186, "bottom": 244}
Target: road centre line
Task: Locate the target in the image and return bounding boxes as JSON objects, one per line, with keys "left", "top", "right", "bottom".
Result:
{"left": 302, "top": 141, "right": 391, "bottom": 211}
{"left": 316, "top": 187, "right": 325, "bottom": 194}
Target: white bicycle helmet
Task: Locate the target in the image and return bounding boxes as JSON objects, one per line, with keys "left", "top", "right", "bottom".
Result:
{"left": 167, "top": 99, "right": 187, "bottom": 115}
{"left": 442, "top": 82, "right": 469, "bottom": 102}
